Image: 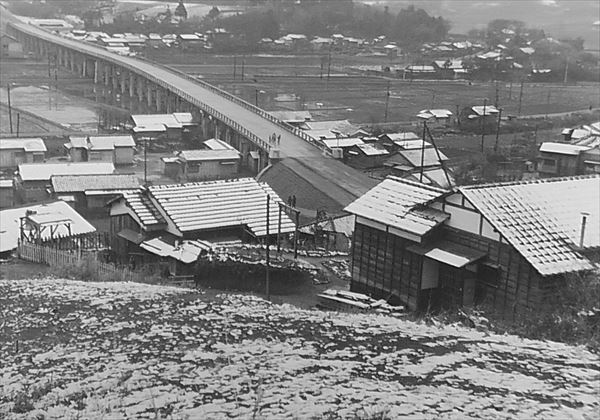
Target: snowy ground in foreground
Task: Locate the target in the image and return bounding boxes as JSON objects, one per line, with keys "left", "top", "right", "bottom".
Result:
{"left": 1, "top": 279, "right": 599, "bottom": 419}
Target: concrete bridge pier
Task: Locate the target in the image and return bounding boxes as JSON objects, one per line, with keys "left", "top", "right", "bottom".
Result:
{"left": 103, "top": 63, "right": 110, "bottom": 86}
{"left": 146, "top": 85, "right": 153, "bottom": 109}
{"left": 82, "top": 57, "right": 87, "bottom": 78}
{"left": 128, "top": 73, "right": 135, "bottom": 98}
{"left": 137, "top": 77, "right": 145, "bottom": 103}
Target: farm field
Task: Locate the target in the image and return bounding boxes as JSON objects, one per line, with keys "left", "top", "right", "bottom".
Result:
{"left": 159, "top": 54, "right": 600, "bottom": 124}
{"left": 1, "top": 278, "right": 599, "bottom": 419}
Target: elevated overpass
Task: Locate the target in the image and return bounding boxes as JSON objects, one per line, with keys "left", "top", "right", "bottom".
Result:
{"left": 7, "top": 19, "right": 377, "bottom": 214}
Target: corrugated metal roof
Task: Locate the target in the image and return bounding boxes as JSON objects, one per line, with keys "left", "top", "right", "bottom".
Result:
{"left": 459, "top": 175, "right": 600, "bottom": 276}
{"left": 51, "top": 173, "right": 140, "bottom": 193}
{"left": 0, "top": 137, "right": 47, "bottom": 152}
{"left": 120, "top": 190, "right": 166, "bottom": 228}
{"left": 18, "top": 162, "right": 115, "bottom": 181}
{"left": 178, "top": 149, "right": 240, "bottom": 161}
{"left": 0, "top": 201, "right": 95, "bottom": 253}
{"left": 345, "top": 177, "right": 449, "bottom": 237}
{"left": 148, "top": 178, "right": 296, "bottom": 237}
{"left": 539, "top": 142, "right": 589, "bottom": 155}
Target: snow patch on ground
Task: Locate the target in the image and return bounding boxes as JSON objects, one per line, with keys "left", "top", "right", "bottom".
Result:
{"left": 1, "top": 278, "right": 598, "bottom": 419}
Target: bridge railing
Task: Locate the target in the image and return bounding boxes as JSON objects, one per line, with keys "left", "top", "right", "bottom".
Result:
{"left": 9, "top": 21, "right": 328, "bottom": 153}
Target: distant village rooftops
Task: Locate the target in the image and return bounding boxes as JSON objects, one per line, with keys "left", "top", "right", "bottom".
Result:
{"left": 177, "top": 149, "right": 240, "bottom": 162}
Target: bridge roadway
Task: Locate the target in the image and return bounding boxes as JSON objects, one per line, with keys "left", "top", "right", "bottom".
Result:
{"left": 8, "top": 19, "right": 378, "bottom": 211}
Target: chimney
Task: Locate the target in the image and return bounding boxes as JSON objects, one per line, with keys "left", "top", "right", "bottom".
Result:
{"left": 579, "top": 212, "right": 590, "bottom": 248}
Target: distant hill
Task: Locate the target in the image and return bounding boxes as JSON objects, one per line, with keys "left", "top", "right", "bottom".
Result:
{"left": 365, "top": 0, "right": 600, "bottom": 50}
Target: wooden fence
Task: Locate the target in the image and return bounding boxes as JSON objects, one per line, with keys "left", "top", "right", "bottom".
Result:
{"left": 17, "top": 241, "right": 144, "bottom": 283}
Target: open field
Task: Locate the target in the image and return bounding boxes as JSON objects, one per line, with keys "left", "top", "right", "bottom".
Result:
{"left": 159, "top": 54, "right": 600, "bottom": 124}
{"left": 1, "top": 278, "right": 598, "bottom": 419}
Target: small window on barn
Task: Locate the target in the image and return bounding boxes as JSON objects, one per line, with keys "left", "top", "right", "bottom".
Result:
{"left": 479, "top": 263, "right": 500, "bottom": 288}
{"left": 188, "top": 163, "right": 200, "bottom": 173}
{"left": 542, "top": 158, "right": 556, "bottom": 167}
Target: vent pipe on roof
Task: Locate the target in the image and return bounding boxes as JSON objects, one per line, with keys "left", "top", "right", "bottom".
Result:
{"left": 579, "top": 212, "right": 590, "bottom": 248}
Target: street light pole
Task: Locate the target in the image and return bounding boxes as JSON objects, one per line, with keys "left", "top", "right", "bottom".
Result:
{"left": 480, "top": 98, "right": 487, "bottom": 153}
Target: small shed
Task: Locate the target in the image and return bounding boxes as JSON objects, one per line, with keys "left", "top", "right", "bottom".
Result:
{"left": 417, "top": 109, "right": 453, "bottom": 127}
{"left": 64, "top": 135, "right": 136, "bottom": 165}
{"left": 0, "top": 138, "right": 47, "bottom": 170}
{"left": 172, "top": 149, "right": 241, "bottom": 182}
{"left": 346, "top": 143, "right": 389, "bottom": 169}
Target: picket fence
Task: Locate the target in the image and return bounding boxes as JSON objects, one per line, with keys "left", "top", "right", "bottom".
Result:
{"left": 17, "top": 241, "right": 143, "bottom": 282}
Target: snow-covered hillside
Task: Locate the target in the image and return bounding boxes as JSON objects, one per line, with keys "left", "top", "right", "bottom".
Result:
{"left": 1, "top": 279, "right": 598, "bottom": 419}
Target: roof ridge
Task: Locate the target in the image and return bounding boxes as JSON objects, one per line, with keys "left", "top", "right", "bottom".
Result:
{"left": 386, "top": 175, "right": 449, "bottom": 194}
{"left": 459, "top": 174, "right": 600, "bottom": 190}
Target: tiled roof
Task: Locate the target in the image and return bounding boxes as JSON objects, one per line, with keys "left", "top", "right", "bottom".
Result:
{"left": 147, "top": 178, "right": 295, "bottom": 237}
{"left": 120, "top": 190, "right": 166, "bottom": 228}
{"left": 51, "top": 173, "right": 140, "bottom": 193}
{"left": 0, "top": 137, "right": 47, "bottom": 152}
{"left": 459, "top": 175, "right": 600, "bottom": 276}
{"left": 18, "top": 162, "right": 115, "bottom": 182}
{"left": 321, "top": 138, "right": 364, "bottom": 149}
{"left": 345, "top": 176, "right": 449, "bottom": 238}
{"left": 355, "top": 143, "right": 389, "bottom": 156}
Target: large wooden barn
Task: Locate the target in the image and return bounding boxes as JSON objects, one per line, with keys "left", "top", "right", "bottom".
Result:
{"left": 345, "top": 175, "right": 599, "bottom": 314}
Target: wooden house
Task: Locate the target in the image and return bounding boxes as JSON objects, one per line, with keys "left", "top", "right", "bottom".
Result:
{"left": 166, "top": 149, "right": 241, "bottom": 182}
{"left": 417, "top": 109, "right": 454, "bottom": 128}
{"left": 15, "top": 162, "right": 115, "bottom": 204}
{"left": 346, "top": 143, "right": 389, "bottom": 169}
{"left": 345, "top": 175, "right": 599, "bottom": 314}
{"left": 1, "top": 33, "right": 25, "bottom": 59}
{"left": 537, "top": 142, "right": 597, "bottom": 178}
{"left": 49, "top": 173, "right": 140, "bottom": 215}
{"left": 0, "top": 138, "right": 47, "bottom": 170}
{"left": 108, "top": 178, "right": 296, "bottom": 266}
{"left": 64, "top": 135, "right": 136, "bottom": 165}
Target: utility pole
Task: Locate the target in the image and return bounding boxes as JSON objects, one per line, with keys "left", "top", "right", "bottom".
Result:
{"left": 518, "top": 80, "right": 524, "bottom": 115}
{"left": 327, "top": 44, "right": 332, "bottom": 81}
{"left": 384, "top": 81, "right": 390, "bottom": 123}
{"left": 455, "top": 104, "right": 460, "bottom": 128}
{"left": 431, "top": 91, "right": 436, "bottom": 109}
{"left": 508, "top": 80, "right": 513, "bottom": 100}
{"left": 144, "top": 137, "right": 148, "bottom": 186}
{"left": 265, "top": 194, "right": 271, "bottom": 301}
{"left": 241, "top": 58, "right": 245, "bottom": 81}
{"left": 494, "top": 108, "right": 502, "bottom": 152}
{"left": 494, "top": 81, "right": 499, "bottom": 108}
{"left": 16, "top": 113, "right": 20, "bottom": 137}
{"left": 545, "top": 91, "right": 551, "bottom": 118}
{"left": 419, "top": 121, "right": 426, "bottom": 183}
{"left": 563, "top": 58, "right": 569, "bottom": 84}
{"left": 7, "top": 84, "right": 13, "bottom": 134}
{"left": 233, "top": 56, "right": 237, "bottom": 80}
{"left": 480, "top": 98, "right": 487, "bottom": 152}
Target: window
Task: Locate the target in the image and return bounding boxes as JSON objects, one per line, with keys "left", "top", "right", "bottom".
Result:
{"left": 478, "top": 263, "right": 500, "bottom": 288}
{"left": 187, "top": 163, "right": 200, "bottom": 173}
{"left": 541, "top": 158, "right": 556, "bottom": 167}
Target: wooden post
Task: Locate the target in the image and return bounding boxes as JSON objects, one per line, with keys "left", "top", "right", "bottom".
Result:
{"left": 494, "top": 108, "right": 502, "bottom": 152}
{"left": 480, "top": 98, "right": 487, "bottom": 152}
{"left": 16, "top": 113, "right": 20, "bottom": 137}
{"left": 518, "top": 80, "right": 524, "bottom": 115}
{"left": 265, "top": 194, "right": 270, "bottom": 300}
{"left": 277, "top": 204, "right": 282, "bottom": 253}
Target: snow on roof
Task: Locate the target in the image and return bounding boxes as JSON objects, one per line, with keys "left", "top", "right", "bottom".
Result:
{"left": 203, "top": 139, "right": 237, "bottom": 151}
{"left": 140, "top": 237, "right": 211, "bottom": 264}
{"left": 345, "top": 177, "right": 449, "bottom": 239}
{"left": 51, "top": 173, "right": 140, "bottom": 193}
{"left": 147, "top": 178, "right": 296, "bottom": 237}
{"left": 393, "top": 140, "right": 432, "bottom": 150}
{"left": 131, "top": 114, "right": 182, "bottom": 129}
{"left": 179, "top": 34, "right": 201, "bottom": 40}
{"left": 459, "top": 175, "right": 600, "bottom": 276}
{"left": 133, "top": 124, "right": 167, "bottom": 133}
{"left": 406, "top": 65, "right": 436, "bottom": 72}
{"left": 417, "top": 109, "right": 453, "bottom": 120}
{"left": 433, "top": 60, "right": 464, "bottom": 70}
{"left": 477, "top": 51, "right": 502, "bottom": 60}
{"left": 321, "top": 138, "right": 364, "bottom": 149}
{"left": 88, "top": 135, "right": 135, "bottom": 150}
{"left": 0, "top": 138, "right": 47, "bottom": 153}
{"left": 178, "top": 149, "right": 240, "bottom": 162}
{"left": 471, "top": 105, "right": 500, "bottom": 116}
{"left": 381, "top": 132, "right": 420, "bottom": 142}
{"left": 0, "top": 179, "right": 13, "bottom": 188}
{"left": 0, "top": 201, "right": 95, "bottom": 253}
{"left": 117, "top": 190, "right": 166, "bottom": 228}
{"left": 18, "top": 162, "right": 115, "bottom": 182}
{"left": 395, "top": 148, "right": 448, "bottom": 168}
{"left": 355, "top": 143, "right": 389, "bottom": 156}
{"left": 301, "top": 120, "right": 360, "bottom": 133}
{"left": 539, "top": 142, "right": 590, "bottom": 155}
{"left": 520, "top": 47, "right": 535, "bottom": 55}
{"left": 172, "top": 112, "right": 196, "bottom": 126}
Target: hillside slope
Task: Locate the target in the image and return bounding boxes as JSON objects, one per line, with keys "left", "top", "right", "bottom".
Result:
{"left": 1, "top": 279, "right": 599, "bottom": 419}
